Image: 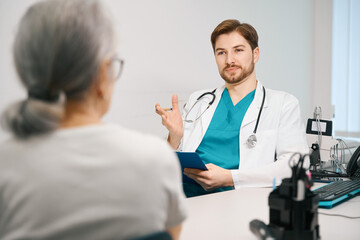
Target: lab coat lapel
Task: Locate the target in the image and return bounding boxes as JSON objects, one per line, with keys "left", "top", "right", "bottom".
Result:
{"left": 200, "top": 85, "right": 225, "bottom": 138}
{"left": 241, "top": 81, "right": 267, "bottom": 128}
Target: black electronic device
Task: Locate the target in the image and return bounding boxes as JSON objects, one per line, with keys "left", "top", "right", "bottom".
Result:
{"left": 250, "top": 219, "right": 275, "bottom": 240}
{"left": 306, "top": 118, "right": 332, "bottom": 136}
{"left": 309, "top": 145, "right": 360, "bottom": 209}
{"left": 310, "top": 144, "right": 360, "bottom": 181}
{"left": 250, "top": 154, "right": 320, "bottom": 240}
{"left": 309, "top": 144, "right": 321, "bottom": 170}
{"left": 346, "top": 145, "right": 360, "bottom": 179}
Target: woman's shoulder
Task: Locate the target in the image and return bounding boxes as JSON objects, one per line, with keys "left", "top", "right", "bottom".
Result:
{"left": 0, "top": 124, "right": 179, "bottom": 177}
{"left": 97, "top": 124, "right": 176, "bottom": 162}
{"left": 101, "top": 125, "right": 180, "bottom": 175}
{"left": 0, "top": 124, "right": 174, "bottom": 162}
{"left": 101, "top": 124, "right": 169, "bottom": 148}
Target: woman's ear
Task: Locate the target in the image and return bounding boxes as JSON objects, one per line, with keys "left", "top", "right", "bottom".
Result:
{"left": 95, "top": 60, "right": 110, "bottom": 99}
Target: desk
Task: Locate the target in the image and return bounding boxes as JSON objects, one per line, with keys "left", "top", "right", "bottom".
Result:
{"left": 181, "top": 185, "right": 360, "bottom": 240}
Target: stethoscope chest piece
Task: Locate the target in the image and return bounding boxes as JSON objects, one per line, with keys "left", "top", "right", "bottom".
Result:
{"left": 247, "top": 134, "right": 257, "bottom": 148}
{"left": 245, "top": 86, "right": 266, "bottom": 149}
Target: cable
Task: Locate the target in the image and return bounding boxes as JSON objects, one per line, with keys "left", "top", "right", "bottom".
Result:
{"left": 314, "top": 106, "right": 322, "bottom": 150}
{"left": 336, "top": 138, "right": 354, "bottom": 156}
{"left": 338, "top": 140, "right": 347, "bottom": 172}
{"left": 333, "top": 143, "right": 344, "bottom": 173}
{"left": 321, "top": 169, "right": 345, "bottom": 175}
{"left": 330, "top": 138, "right": 356, "bottom": 174}
{"left": 318, "top": 212, "right": 360, "bottom": 219}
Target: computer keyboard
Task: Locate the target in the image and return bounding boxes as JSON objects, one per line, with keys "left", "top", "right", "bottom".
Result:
{"left": 313, "top": 179, "right": 360, "bottom": 208}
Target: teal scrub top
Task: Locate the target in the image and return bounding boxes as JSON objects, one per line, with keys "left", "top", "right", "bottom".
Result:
{"left": 183, "top": 88, "right": 255, "bottom": 198}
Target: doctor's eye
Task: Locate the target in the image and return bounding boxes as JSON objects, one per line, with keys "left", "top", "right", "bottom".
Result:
{"left": 217, "top": 51, "right": 226, "bottom": 56}
{"left": 235, "top": 48, "right": 244, "bottom": 53}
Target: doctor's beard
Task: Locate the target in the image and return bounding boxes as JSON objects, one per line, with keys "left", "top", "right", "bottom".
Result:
{"left": 220, "top": 61, "right": 255, "bottom": 85}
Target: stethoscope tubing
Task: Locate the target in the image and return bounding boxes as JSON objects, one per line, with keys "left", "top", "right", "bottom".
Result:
{"left": 253, "top": 86, "right": 266, "bottom": 135}
{"left": 184, "top": 86, "right": 266, "bottom": 148}
{"left": 184, "top": 89, "right": 216, "bottom": 123}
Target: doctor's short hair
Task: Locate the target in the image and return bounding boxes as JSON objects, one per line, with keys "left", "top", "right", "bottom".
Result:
{"left": 1, "top": 0, "right": 115, "bottom": 138}
{"left": 210, "top": 19, "right": 259, "bottom": 51}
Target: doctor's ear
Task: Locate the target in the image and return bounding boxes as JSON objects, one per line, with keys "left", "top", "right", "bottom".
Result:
{"left": 253, "top": 47, "right": 260, "bottom": 64}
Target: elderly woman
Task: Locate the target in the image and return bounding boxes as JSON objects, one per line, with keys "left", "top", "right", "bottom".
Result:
{"left": 0, "top": 0, "right": 187, "bottom": 239}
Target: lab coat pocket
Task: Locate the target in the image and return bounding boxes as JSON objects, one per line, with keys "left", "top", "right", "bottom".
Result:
{"left": 256, "top": 129, "right": 277, "bottom": 165}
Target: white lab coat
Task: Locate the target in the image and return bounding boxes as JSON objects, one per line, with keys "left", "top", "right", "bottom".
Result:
{"left": 179, "top": 81, "right": 309, "bottom": 189}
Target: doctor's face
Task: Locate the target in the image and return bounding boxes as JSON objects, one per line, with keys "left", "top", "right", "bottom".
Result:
{"left": 214, "top": 31, "right": 259, "bottom": 85}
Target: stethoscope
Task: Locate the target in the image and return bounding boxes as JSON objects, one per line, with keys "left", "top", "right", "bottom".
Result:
{"left": 184, "top": 86, "right": 266, "bottom": 148}
{"left": 184, "top": 89, "right": 217, "bottom": 123}
{"left": 247, "top": 86, "right": 266, "bottom": 148}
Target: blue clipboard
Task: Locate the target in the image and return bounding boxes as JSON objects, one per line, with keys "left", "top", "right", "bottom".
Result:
{"left": 175, "top": 152, "right": 208, "bottom": 184}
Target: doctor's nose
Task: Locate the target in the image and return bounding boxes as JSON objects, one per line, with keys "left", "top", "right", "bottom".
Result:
{"left": 226, "top": 52, "right": 236, "bottom": 65}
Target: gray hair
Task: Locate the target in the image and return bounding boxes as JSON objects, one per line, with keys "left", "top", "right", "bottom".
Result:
{"left": 1, "top": 0, "right": 115, "bottom": 138}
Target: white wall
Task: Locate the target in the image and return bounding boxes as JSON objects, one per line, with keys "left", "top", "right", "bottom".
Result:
{"left": 313, "top": 0, "right": 333, "bottom": 120}
{"left": 0, "top": 0, "right": 317, "bottom": 141}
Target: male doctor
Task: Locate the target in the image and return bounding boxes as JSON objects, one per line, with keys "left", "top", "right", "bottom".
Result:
{"left": 155, "top": 19, "right": 308, "bottom": 197}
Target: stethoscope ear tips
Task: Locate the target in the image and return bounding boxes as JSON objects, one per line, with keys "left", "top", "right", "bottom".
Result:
{"left": 247, "top": 134, "right": 257, "bottom": 148}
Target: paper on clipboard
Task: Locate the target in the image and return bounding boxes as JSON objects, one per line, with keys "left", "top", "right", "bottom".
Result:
{"left": 175, "top": 152, "right": 208, "bottom": 183}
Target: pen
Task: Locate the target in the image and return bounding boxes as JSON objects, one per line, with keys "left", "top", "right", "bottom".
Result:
{"left": 155, "top": 107, "right": 172, "bottom": 112}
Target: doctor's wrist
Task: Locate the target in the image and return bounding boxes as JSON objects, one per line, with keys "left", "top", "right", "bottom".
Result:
{"left": 167, "top": 134, "right": 182, "bottom": 150}
{"left": 223, "top": 170, "right": 235, "bottom": 188}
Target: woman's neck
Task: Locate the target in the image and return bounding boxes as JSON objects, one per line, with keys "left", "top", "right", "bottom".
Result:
{"left": 60, "top": 100, "right": 103, "bottom": 128}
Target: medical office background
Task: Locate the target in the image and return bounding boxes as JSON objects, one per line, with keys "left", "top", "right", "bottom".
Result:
{"left": 0, "top": 0, "right": 359, "bottom": 146}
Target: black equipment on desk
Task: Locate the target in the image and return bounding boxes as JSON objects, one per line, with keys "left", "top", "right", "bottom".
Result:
{"left": 310, "top": 145, "right": 360, "bottom": 208}
{"left": 309, "top": 143, "right": 321, "bottom": 171}
{"left": 306, "top": 118, "right": 332, "bottom": 136}
{"left": 250, "top": 154, "right": 320, "bottom": 240}
{"left": 346, "top": 145, "right": 360, "bottom": 179}
{"left": 311, "top": 145, "right": 360, "bottom": 181}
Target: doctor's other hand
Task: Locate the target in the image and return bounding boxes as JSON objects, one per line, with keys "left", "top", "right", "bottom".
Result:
{"left": 183, "top": 164, "right": 234, "bottom": 191}
{"left": 155, "top": 94, "right": 183, "bottom": 150}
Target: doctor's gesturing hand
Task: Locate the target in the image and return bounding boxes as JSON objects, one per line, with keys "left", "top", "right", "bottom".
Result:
{"left": 183, "top": 164, "right": 234, "bottom": 191}
{"left": 155, "top": 94, "right": 183, "bottom": 150}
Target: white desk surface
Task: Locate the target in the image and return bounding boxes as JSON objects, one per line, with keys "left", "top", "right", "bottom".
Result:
{"left": 181, "top": 184, "right": 360, "bottom": 240}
